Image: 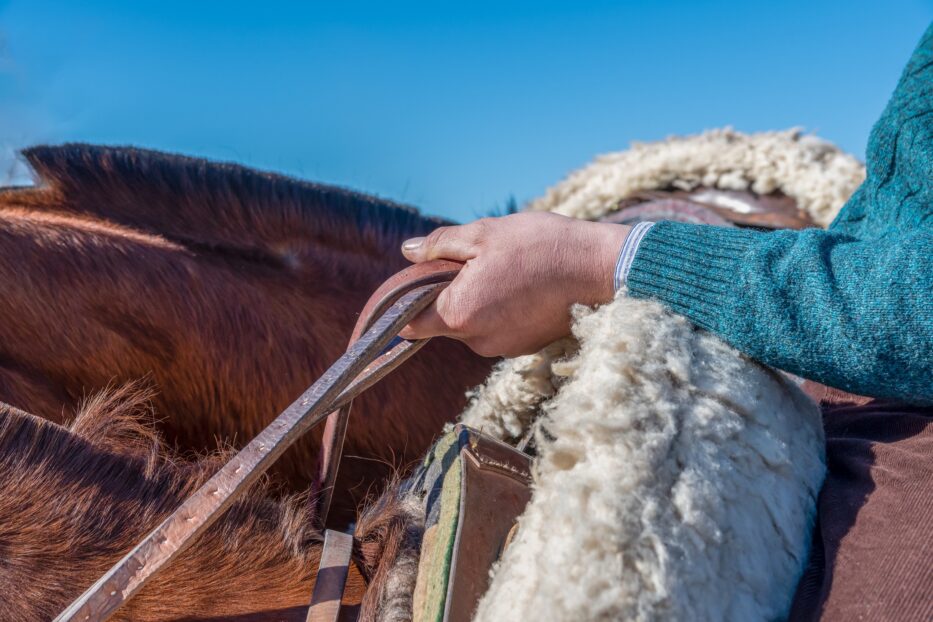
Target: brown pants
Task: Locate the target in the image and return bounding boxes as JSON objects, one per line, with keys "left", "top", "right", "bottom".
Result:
{"left": 788, "top": 383, "right": 933, "bottom": 621}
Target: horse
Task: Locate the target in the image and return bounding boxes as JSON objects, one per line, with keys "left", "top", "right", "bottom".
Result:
{"left": 2, "top": 131, "right": 862, "bottom": 621}
{"left": 0, "top": 385, "right": 420, "bottom": 621}
{"left": 0, "top": 144, "right": 492, "bottom": 520}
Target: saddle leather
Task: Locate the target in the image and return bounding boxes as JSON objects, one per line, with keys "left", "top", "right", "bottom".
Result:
{"left": 407, "top": 425, "right": 533, "bottom": 622}
{"left": 603, "top": 187, "right": 816, "bottom": 230}
{"left": 443, "top": 426, "right": 532, "bottom": 622}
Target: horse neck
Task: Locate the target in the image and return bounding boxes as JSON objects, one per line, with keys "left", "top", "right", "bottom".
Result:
{"left": 0, "top": 206, "right": 492, "bottom": 522}
{"left": 0, "top": 202, "right": 398, "bottom": 419}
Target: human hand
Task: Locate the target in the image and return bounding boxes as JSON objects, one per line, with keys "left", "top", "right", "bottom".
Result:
{"left": 399, "top": 212, "right": 630, "bottom": 357}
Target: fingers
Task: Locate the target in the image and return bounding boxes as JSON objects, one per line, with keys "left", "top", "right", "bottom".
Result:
{"left": 401, "top": 219, "right": 487, "bottom": 263}
{"left": 398, "top": 280, "right": 472, "bottom": 340}
{"left": 398, "top": 300, "right": 454, "bottom": 340}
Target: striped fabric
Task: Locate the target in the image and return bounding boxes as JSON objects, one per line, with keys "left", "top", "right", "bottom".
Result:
{"left": 613, "top": 221, "right": 655, "bottom": 292}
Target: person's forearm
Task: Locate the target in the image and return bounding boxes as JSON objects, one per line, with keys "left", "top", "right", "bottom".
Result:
{"left": 626, "top": 221, "right": 933, "bottom": 404}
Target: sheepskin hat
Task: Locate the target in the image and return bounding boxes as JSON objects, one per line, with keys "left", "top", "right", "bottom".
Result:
{"left": 526, "top": 127, "right": 865, "bottom": 228}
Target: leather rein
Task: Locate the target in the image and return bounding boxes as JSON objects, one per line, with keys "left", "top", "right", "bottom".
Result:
{"left": 55, "top": 260, "right": 463, "bottom": 622}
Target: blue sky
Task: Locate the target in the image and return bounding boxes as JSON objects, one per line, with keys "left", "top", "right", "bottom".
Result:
{"left": 1, "top": 1, "right": 930, "bottom": 222}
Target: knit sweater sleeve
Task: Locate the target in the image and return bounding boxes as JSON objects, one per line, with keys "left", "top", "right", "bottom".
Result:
{"left": 626, "top": 24, "right": 933, "bottom": 404}
{"left": 626, "top": 223, "right": 932, "bottom": 403}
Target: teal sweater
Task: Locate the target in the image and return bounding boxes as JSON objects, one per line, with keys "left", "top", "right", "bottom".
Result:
{"left": 628, "top": 24, "right": 933, "bottom": 405}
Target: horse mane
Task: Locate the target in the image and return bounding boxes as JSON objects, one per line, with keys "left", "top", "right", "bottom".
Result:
{"left": 0, "top": 386, "right": 330, "bottom": 620}
{"left": 0, "top": 384, "right": 425, "bottom": 620}
{"left": 4, "top": 143, "right": 448, "bottom": 272}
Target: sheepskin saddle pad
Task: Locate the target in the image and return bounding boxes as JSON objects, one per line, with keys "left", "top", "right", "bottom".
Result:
{"left": 389, "top": 128, "right": 861, "bottom": 621}
{"left": 459, "top": 295, "right": 826, "bottom": 621}
{"left": 392, "top": 295, "right": 826, "bottom": 622}
{"left": 467, "top": 129, "right": 863, "bottom": 621}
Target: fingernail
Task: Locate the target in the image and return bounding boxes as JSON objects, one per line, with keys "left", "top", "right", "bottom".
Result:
{"left": 402, "top": 237, "right": 425, "bottom": 251}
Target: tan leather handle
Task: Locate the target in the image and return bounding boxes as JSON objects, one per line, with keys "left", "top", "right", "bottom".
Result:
{"left": 315, "top": 259, "right": 463, "bottom": 524}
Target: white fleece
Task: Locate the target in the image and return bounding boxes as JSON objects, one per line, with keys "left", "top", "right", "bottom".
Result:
{"left": 397, "top": 128, "right": 852, "bottom": 621}
{"left": 527, "top": 127, "right": 865, "bottom": 227}
{"left": 469, "top": 295, "right": 825, "bottom": 621}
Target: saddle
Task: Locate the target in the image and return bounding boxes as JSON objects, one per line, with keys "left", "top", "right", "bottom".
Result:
{"left": 601, "top": 187, "right": 815, "bottom": 229}
{"left": 57, "top": 186, "right": 807, "bottom": 622}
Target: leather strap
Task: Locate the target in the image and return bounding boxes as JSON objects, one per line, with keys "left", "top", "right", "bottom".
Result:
{"left": 315, "top": 260, "right": 463, "bottom": 524}
{"left": 56, "top": 260, "right": 461, "bottom": 622}
{"left": 443, "top": 427, "right": 532, "bottom": 622}
{"left": 306, "top": 530, "right": 355, "bottom": 622}
{"left": 604, "top": 188, "right": 816, "bottom": 230}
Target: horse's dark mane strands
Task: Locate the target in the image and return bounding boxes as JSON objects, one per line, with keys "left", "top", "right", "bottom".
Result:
{"left": 8, "top": 143, "right": 449, "bottom": 272}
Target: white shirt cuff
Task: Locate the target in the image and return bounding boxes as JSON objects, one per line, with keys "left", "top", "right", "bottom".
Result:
{"left": 613, "top": 221, "right": 655, "bottom": 292}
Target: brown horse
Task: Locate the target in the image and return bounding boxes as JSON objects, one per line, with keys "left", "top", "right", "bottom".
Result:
{"left": 0, "top": 144, "right": 492, "bottom": 519}
{"left": 0, "top": 386, "right": 418, "bottom": 621}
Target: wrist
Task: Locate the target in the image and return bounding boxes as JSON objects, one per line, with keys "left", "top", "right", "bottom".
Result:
{"left": 578, "top": 221, "right": 631, "bottom": 305}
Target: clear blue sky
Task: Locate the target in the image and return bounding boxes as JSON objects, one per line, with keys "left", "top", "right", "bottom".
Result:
{"left": 1, "top": 1, "right": 930, "bottom": 222}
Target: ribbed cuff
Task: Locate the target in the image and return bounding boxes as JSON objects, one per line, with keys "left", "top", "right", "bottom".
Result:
{"left": 626, "top": 221, "right": 762, "bottom": 332}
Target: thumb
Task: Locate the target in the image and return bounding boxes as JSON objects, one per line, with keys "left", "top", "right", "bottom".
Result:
{"left": 401, "top": 222, "right": 482, "bottom": 263}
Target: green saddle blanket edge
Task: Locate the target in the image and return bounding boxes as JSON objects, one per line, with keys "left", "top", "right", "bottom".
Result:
{"left": 412, "top": 427, "right": 466, "bottom": 622}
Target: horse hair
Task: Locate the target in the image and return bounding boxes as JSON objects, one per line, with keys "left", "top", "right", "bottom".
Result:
{"left": 15, "top": 143, "right": 448, "bottom": 274}
{"left": 0, "top": 384, "right": 423, "bottom": 620}
{"left": 0, "top": 144, "right": 492, "bottom": 522}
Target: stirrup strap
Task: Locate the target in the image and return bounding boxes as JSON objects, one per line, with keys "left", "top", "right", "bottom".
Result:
{"left": 307, "top": 529, "right": 355, "bottom": 622}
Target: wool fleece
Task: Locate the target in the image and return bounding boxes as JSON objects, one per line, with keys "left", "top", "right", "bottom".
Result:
{"left": 465, "top": 295, "right": 825, "bottom": 621}
{"left": 527, "top": 127, "right": 864, "bottom": 227}
{"left": 457, "top": 128, "right": 848, "bottom": 621}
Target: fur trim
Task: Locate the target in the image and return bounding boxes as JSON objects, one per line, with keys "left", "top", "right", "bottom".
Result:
{"left": 469, "top": 294, "right": 825, "bottom": 621}
{"left": 370, "top": 496, "right": 425, "bottom": 622}
{"left": 459, "top": 338, "right": 576, "bottom": 444}
{"left": 527, "top": 127, "right": 864, "bottom": 227}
